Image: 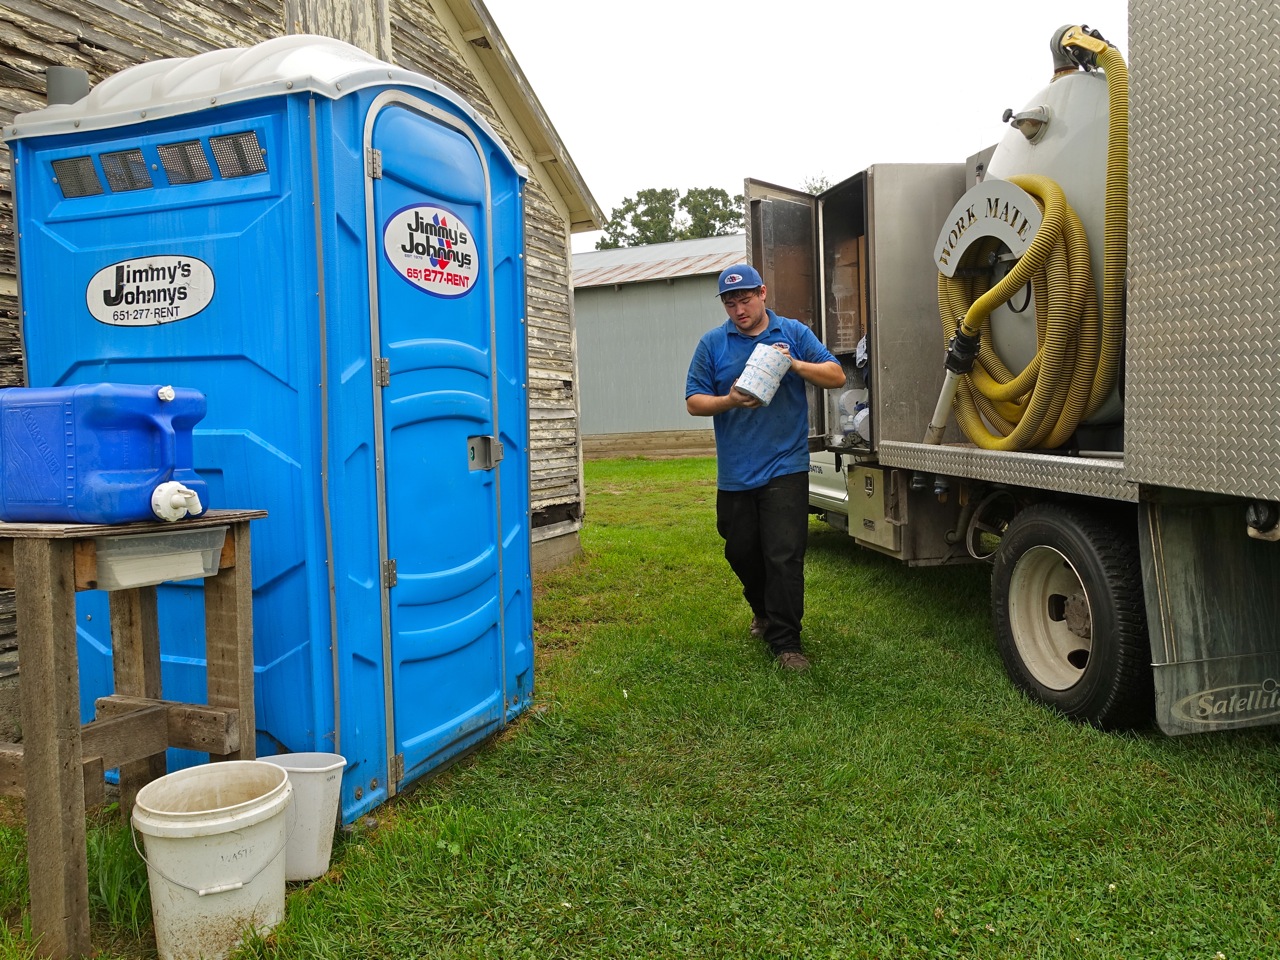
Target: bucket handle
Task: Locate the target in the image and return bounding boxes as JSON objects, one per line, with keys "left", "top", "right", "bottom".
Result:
{"left": 130, "top": 813, "right": 296, "bottom": 898}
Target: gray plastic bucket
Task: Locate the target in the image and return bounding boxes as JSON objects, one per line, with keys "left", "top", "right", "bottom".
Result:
{"left": 262, "top": 752, "right": 346, "bottom": 881}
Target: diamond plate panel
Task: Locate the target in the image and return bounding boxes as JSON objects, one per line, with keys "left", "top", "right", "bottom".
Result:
{"left": 1127, "top": 0, "right": 1280, "bottom": 499}
{"left": 878, "top": 441, "right": 1136, "bottom": 501}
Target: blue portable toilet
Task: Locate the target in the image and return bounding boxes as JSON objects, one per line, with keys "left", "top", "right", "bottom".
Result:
{"left": 3, "top": 35, "right": 533, "bottom": 822}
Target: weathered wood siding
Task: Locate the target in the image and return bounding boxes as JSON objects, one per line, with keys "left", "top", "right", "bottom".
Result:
{"left": 387, "top": 0, "right": 582, "bottom": 529}
{"left": 0, "top": 0, "right": 583, "bottom": 531}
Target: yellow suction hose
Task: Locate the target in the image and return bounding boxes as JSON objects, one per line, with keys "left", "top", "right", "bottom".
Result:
{"left": 929, "top": 33, "right": 1128, "bottom": 451}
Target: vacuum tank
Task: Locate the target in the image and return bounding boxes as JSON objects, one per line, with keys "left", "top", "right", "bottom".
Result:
{"left": 928, "top": 25, "right": 1127, "bottom": 451}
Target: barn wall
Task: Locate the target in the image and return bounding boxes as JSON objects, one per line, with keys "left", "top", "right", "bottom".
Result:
{"left": 387, "top": 0, "right": 582, "bottom": 532}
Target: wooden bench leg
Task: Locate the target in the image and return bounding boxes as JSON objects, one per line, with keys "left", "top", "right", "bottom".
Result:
{"left": 15, "top": 538, "right": 90, "bottom": 960}
{"left": 203, "top": 522, "right": 255, "bottom": 760}
{"left": 109, "top": 587, "right": 166, "bottom": 819}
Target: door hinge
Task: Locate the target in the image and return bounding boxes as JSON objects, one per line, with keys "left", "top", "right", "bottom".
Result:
{"left": 375, "top": 356, "right": 390, "bottom": 386}
{"left": 467, "top": 435, "right": 505, "bottom": 471}
{"left": 367, "top": 147, "right": 383, "bottom": 179}
{"left": 382, "top": 558, "right": 397, "bottom": 587}
{"left": 390, "top": 753, "right": 404, "bottom": 784}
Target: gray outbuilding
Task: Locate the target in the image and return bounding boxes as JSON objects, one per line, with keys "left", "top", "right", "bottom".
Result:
{"left": 573, "top": 233, "right": 745, "bottom": 458}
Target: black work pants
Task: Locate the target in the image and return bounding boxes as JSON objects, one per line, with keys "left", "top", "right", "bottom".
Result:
{"left": 715, "top": 471, "right": 809, "bottom": 656}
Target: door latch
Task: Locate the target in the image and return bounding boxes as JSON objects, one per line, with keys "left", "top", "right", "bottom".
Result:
{"left": 467, "top": 435, "right": 504, "bottom": 471}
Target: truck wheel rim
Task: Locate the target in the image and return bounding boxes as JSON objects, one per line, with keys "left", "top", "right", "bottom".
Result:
{"left": 1008, "top": 545, "right": 1093, "bottom": 691}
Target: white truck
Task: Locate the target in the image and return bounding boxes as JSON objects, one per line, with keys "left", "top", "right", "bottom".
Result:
{"left": 747, "top": 3, "right": 1280, "bottom": 735}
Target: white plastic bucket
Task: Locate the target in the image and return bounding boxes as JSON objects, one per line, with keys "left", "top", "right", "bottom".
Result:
{"left": 736, "top": 343, "right": 791, "bottom": 405}
{"left": 132, "top": 760, "right": 292, "bottom": 960}
{"left": 262, "top": 753, "right": 346, "bottom": 881}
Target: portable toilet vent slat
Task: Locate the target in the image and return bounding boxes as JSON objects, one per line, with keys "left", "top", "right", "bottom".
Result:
{"left": 3, "top": 35, "right": 533, "bottom": 822}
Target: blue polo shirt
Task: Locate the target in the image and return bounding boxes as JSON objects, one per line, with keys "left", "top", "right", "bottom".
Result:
{"left": 686, "top": 309, "right": 837, "bottom": 491}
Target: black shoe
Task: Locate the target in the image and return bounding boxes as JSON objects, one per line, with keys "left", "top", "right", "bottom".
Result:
{"left": 776, "top": 651, "right": 811, "bottom": 673}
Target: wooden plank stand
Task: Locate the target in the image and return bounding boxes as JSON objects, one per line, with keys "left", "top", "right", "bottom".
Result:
{"left": 0, "top": 509, "right": 265, "bottom": 960}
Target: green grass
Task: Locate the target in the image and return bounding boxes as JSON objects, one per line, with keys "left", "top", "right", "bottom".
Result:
{"left": 4, "top": 456, "right": 1280, "bottom": 958}
{"left": 85, "top": 805, "right": 151, "bottom": 939}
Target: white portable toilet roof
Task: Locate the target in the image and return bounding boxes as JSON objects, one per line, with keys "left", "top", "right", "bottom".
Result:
{"left": 3, "top": 34, "right": 521, "bottom": 171}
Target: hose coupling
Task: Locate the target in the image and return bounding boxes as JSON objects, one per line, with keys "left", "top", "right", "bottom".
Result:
{"left": 1059, "top": 25, "right": 1110, "bottom": 68}
{"left": 944, "top": 327, "right": 981, "bottom": 375}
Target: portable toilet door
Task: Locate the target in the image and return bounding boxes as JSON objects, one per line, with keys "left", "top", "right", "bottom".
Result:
{"left": 365, "top": 92, "right": 523, "bottom": 788}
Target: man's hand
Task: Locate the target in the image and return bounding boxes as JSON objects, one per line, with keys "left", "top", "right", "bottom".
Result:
{"left": 729, "top": 383, "right": 763, "bottom": 409}
{"left": 784, "top": 345, "right": 846, "bottom": 389}
{"left": 687, "top": 384, "right": 763, "bottom": 416}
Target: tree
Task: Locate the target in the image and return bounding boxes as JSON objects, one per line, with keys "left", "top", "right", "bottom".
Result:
{"left": 679, "top": 186, "right": 745, "bottom": 240}
{"left": 802, "top": 174, "right": 832, "bottom": 194}
{"left": 596, "top": 188, "right": 680, "bottom": 249}
{"left": 596, "top": 186, "right": 744, "bottom": 249}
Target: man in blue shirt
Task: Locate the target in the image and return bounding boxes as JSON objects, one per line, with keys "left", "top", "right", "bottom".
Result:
{"left": 686, "top": 264, "right": 845, "bottom": 671}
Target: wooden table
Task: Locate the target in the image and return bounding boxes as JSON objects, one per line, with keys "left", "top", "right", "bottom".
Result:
{"left": 0, "top": 509, "right": 265, "bottom": 960}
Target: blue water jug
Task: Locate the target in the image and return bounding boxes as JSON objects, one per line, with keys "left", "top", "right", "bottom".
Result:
{"left": 0, "top": 383, "right": 209, "bottom": 524}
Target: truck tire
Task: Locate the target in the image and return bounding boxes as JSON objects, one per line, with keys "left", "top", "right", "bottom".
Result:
{"left": 991, "top": 503, "right": 1152, "bottom": 729}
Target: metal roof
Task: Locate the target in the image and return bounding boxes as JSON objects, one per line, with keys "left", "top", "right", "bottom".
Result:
{"left": 573, "top": 233, "right": 747, "bottom": 289}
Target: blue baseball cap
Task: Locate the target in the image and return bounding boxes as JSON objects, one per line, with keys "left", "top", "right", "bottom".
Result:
{"left": 716, "top": 264, "right": 764, "bottom": 297}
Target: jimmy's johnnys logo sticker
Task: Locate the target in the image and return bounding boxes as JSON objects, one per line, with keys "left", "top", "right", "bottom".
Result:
{"left": 383, "top": 205, "right": 479, "bottom": 297}
{"left": 87, "top": 256, "right": 215, "bottom": 326}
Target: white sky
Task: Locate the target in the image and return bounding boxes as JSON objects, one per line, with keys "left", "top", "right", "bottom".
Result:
{"left": 480, "top": 0, "right": 1129, "bottom": 253}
